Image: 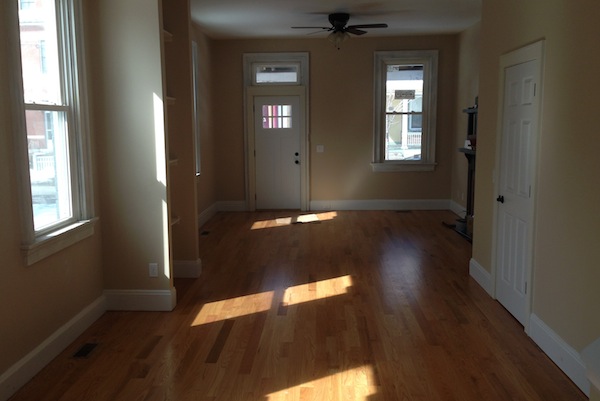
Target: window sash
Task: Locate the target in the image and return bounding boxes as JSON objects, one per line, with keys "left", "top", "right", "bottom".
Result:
{"left": 373, "top": 50, "right": 438, "bottom": 171}
{"left": 15, "top": 0, "right": 91, "bottom": 245}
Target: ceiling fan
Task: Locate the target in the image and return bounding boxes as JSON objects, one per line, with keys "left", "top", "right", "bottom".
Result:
{"left": 292, "top": 13, "right": 388, "bottom": 49}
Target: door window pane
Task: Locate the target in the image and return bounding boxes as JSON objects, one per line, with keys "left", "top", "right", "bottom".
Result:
{"left": 262, "top": 104, "right": 292, "bottom": 129}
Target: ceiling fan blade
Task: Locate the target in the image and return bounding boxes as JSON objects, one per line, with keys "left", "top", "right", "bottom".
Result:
{"left": 291, "top": 26, "right": 330, "bottom": 29}
{"left": 345, "top": 27, "right": 367, "bottom": 35}
{"left": 347, "top": 23, "right": 388, "bottom": 29}
{"left": 306, "top": 29, "right": 331, "bottom": 35}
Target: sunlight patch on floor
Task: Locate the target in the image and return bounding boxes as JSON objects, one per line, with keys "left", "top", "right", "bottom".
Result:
{"left": 251, "top": 212, "right": 338, "bottom": 230}
{"left": 283, "top": 275, "right": 353, "bottom": 306}
{"left": 191, "top": 274, "right": 353, "bottom": 326}
{"left": 192, "top": 290, "right": 274, "bottom": 326}
{"left": 266, "top": 365, "right": 377, "bottom": 401}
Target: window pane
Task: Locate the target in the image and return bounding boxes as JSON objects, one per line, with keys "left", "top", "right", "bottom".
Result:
{"left": 262, "top": 104, "right": 292, "bottom": 129}
{"left": 255, "top": 64, "right": 299, "bottom": 84}
{"left": 26, "top": 110, "right": 73, "bottom": 230}
{"left": 385, "top": 65, "right": 423, "bottom": 161}
{"left": 19, "top": 0, "right": 62, "bottom": 105}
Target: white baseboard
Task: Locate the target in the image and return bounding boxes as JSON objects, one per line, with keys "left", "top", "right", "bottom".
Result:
{"left": 198, "top": 203, "right": 218, "bottom": 228}
{"left": 583, "top": 338, "right": 600, "bottom": 395}
{"left": 309, "top": 199, "right": 451, "bottom": 211}
{"left": 449, "top": 200, "right": 466, "bottom": 218}
{"left": 104, "top": 288, "right": 176, "bottom": 311}
{"left": 469, "top": 258, "right": 493, "bottom": 296}
{"left": 173, "top": 259, "right": 202, "bottom": 278}
{"left": 0, "top": 296, "right": 106, "bottom": 401}
{"left": 217, "top": 201, "right": 247, "bottom": 212}
{"left": 529, "top": 314, "right": 590, "bottom": 396}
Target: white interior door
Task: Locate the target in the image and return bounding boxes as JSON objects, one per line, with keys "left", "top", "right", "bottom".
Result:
{"left": 254, "top": 96, "right": 301, "bottom": 209}
{"left": 495, "top": 56, "right": 541, "bottom": 326}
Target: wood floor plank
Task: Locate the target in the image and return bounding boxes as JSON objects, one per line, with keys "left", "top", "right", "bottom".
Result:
{"left": 8, "top": 211, "right": 587, "bottom": 401}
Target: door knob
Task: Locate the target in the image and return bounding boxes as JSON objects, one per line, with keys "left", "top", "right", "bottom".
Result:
{"left": 496, "top": 195, "right": 505, "bottom": 203}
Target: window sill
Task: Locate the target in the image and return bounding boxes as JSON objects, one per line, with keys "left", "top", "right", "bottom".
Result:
{"left": 371, "top": 162, "right": 436, "bottom": 172}
{"left": 22, "top": 217, "right": 99, "bottom": 266}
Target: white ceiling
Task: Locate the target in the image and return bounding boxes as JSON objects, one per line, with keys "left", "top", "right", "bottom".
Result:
{"left": 190, "top": 0, "right": 481, "bottom": 39}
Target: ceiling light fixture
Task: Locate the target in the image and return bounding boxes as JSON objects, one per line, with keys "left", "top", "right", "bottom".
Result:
{"left": 328, "top": 31, "right": 349, "bottom": 50}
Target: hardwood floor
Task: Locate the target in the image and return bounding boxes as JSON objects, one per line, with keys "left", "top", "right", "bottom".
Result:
{"left": 10, "top": 211, "right": 586, "bottom": 400}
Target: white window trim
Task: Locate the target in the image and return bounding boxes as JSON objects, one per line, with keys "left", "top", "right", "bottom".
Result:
{"left": 11, "top": 0, "right": 95, "bottom": 265}
{"left": 372, "top": 50, "right": 438, "bottom": 172}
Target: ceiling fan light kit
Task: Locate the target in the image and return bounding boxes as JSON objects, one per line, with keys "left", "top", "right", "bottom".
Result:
{"left": 292, "top": 12, "right": 388, "bottom": 50}
{"left": 328, "top": 31, "right": 349, "bottom": 50}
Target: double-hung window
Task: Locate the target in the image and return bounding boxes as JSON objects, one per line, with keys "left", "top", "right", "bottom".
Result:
{"left": 372, "top": 50, "right": 438, "bottom": 172}
{"left": 16, "top": 0, "right": 94, "bottom": 264}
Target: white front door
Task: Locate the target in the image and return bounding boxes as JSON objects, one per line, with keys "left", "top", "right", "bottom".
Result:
{"left": 495, "top": 54, "right": 541, "bottom": 326}
{"left": 254, "top": 96, "right": 301, "bottom": 209}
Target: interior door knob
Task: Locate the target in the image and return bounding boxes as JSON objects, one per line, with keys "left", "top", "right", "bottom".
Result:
{"left": 496, "top": 195, "right": 505, "bottom": 203}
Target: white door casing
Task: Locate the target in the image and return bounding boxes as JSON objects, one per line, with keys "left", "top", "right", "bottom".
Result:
{"left": 494, "top": 41, "right": 544, "bottom": 328}
{"left": 243, "top": 53, "right": 309, "bottom": 211}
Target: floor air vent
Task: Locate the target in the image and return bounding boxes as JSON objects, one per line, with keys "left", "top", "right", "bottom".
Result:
{"left": 72, "top": 342, "right": 98, "bottom": 358}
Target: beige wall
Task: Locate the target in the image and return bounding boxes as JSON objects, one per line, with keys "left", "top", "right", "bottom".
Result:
{"left": 210, "top": 35, "right": 459, "bottom": 204}
{"left": 451, "top": 23, "right": 480, "bottom": 210}
{"left": 163, "top": 0, "right": 200, "bottom": 263}
{"left": 474, "top": 0, "right": 600, "bottom": 351}
{"left": 86, "top": 0, "right": 173, "bottom": 290}
{"left": 0, "top": 0, "right": 104, "bottom": 376}
{"left": 192, "top": 27, "right": 219, "bottom": 214}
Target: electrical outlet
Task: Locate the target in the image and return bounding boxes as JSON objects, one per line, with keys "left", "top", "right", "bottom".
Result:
{"left": 149, "top": 262, "right": 159, "bottom": 277}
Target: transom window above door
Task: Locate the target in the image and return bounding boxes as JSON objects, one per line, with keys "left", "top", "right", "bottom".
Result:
{"left": 243, "top": 53, "right": 309, "bottom": 87}
{"left": 254, "top": 64, "right": 300, "bottom": 85}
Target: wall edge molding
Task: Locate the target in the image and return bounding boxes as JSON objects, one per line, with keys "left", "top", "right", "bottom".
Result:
{"left": 0, "top": 295, "right": 106, "bottom": 401}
